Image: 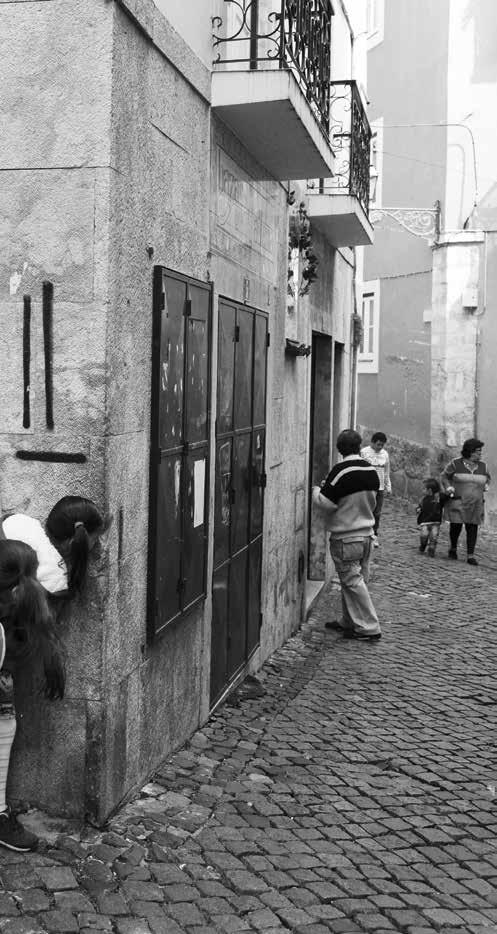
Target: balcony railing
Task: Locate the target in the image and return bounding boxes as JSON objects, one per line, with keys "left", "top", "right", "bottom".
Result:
{"left": 308, "top": 81, "right": 371, "bottom": 214}
{"left": 212, "top": 0, "right": 333, "bottom": 136}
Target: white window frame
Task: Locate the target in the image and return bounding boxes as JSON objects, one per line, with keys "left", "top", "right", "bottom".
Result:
{"left": 366, "top": 0, "right": 384, "bottom": 49}
{"left": 370, "top": 117, "right": 383, "bottom": 208}
{"left": 358, "top": 279, "right": 380, "bottom": 374}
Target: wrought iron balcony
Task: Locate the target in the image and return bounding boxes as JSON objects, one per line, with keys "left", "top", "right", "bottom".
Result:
{"left": 306, "top": 81, "right": 374, "bottom": 247}
{"left": 212, "top": 0, "right": 333, "bottom": 138}
{"left": 309, "top": 81, "right": 371, "bottom": 212}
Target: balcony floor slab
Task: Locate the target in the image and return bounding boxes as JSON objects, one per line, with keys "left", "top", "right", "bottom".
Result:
{"left": 307, "top": 193, "right": 374, "bottom": 247}
{"left": 212, "top": 69, "right": 335, "bottom": 181}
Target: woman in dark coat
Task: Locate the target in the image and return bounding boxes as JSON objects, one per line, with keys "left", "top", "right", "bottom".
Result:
{"left": 441, "top": 438, "right": 491, "bottom": 565}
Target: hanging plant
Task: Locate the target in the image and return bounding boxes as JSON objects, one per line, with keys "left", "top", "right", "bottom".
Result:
{"left": 288, "top": 202, "right": 319, "bottom": 298}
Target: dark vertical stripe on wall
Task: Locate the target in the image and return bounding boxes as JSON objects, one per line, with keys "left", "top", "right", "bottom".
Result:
{"left": 22, "top": 295, "right": 31, "bottom": 429}
{"left": 42, "top": 280, "right": 54, "bottom": 429}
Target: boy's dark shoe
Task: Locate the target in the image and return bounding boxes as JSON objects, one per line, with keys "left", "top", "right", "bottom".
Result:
{"left": 448, "top": 549, "right": 458, "bottom": 559}
{"left": 467, "top": 556, "right": 478, "bottom": 566}
{"left": 419, "top": 543, "right": 427, "bottom": 553}
{"left": 324, "top": 620, "right": 345, "bottom": 632}
{"left": 427, "top": 547, "right": 436, "bottom": 557}
{"left": 0, "top": 810, "right": 38, "bottom": 852}
{"left": 343, "top": 630, "right": 382, "bottom": 642}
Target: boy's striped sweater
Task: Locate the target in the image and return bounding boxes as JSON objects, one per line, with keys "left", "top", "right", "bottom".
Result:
{"left": 313, "top": 456, "right": 379, "bottom": 540}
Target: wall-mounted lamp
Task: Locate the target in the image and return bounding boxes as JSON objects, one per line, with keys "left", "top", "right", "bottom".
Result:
{"left": 285, "top": 339, "right": 311, "bottom": 357}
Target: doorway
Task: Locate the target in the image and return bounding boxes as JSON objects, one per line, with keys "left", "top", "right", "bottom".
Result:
{"left": 210, "top": 300, "right": 268, "bottom": 706}
{"left": 308, "top": 333, "right": 332, "bottom": 580}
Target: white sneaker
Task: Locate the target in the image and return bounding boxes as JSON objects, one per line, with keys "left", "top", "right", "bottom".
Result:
{"left": 372, "top": 535, "right": 379, "bottom": 548}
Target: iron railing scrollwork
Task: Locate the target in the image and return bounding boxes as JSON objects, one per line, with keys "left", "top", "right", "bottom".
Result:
{"left": 212, "top": 0, "right": 333, "bottom": 136}
{"left": 308, "top": 81, "right": 372, "bottom": 214}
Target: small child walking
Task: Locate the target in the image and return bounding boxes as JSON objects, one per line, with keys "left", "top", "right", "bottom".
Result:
{"left": 416, "top": 479, "right": 446, "bottom": 556}
{"left": 361, "top": 432, "right": 392, "bottom": 545}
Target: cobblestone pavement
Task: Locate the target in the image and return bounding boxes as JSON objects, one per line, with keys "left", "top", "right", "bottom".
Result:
{"left": 3, "top": 498, "right": 497, "bottom": 934}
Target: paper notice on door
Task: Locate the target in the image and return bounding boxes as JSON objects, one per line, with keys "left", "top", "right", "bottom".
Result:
{"left": 194, "top": 459, "right": 206, "bottom": 528}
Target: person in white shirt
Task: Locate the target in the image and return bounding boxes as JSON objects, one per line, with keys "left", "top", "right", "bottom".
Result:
{"left": 2, "top": 496, "right": 107, "bottom": 599}
{"left": 360, "top": 432, "right": 392, "bottom": 545}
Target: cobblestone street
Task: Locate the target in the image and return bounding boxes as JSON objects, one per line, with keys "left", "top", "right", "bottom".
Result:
{"left": 3, "top": 498, "right": 497, "bottom": 934}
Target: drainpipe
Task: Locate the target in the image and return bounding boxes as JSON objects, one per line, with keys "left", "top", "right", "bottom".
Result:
{"left": 474, "top": 229, "right": 491, "bottom": 437}
{"left": 350, "top": 249, "right": 359, "bottom": 428}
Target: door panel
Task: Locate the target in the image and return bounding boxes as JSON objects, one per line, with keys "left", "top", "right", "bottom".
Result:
{"left": 217, "top": 303, "right": 236, "bottom": 435}
{"left": 253, "top": 313, "right": 268, "bottom": 426}
{"left": 247, "top": 539, "right": 262, "bottom": 656}
{"left": 211, "top": 565, "right": 229, "bottom": 705}
{"left": 214, "top": 438, "right": 232, "bottom": 569}
{"left": 251, "top": 428, "right": 265, "bottom": 539}
{"left": 155, "top": 455, "right": 182, "bottom": 627}
{"left": 182, "top": 451, "right": 207, "bottom": 609}
{"left": 160, "top": 277, "right": 185, "bottom": 448}
{"left": 227, "top": 549, "right": 248, "bottom": 679}
{"left": 234, "top": 309, "right": 253, "bottom": 430}
{"left": 231, "top": 432, "right": 251, "bottom": 553}
{"left": 186, "top": 286, "right": 210, "bottom": 444}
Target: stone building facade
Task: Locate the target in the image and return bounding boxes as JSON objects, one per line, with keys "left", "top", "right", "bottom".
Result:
{"left": 0, "top": 0, "right": 372, "bottom": 820}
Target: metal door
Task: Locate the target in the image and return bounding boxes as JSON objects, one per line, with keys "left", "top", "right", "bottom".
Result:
{"left": 210, "top": 302, "right": 268, "bottom": 705}
{"left": 148, "top": 267, "right": 211, "bottom": 637}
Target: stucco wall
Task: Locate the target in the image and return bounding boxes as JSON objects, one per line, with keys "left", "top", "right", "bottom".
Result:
{"left": 0, "top": 0, "right": 114, "bottom": 816}
{"left": 474, "top": 231, "right": 497, "bottom": 526}
{"left": 95, "top": 2, "right": 212, "bottom": 820}
{"left": 445, "top": 0, "right": 497, "bottom": 231}
{"left": 430, "top": 233, "right": 482, "bottom": 453}
{"left": 359, "top": 268, "right": 432, "bottom": 443}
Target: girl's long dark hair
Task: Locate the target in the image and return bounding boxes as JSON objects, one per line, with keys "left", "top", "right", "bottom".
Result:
{"left": 0, "top": 540, "right": 65, "bottom": 700}
{"left": 46, "top": 496, "right": 105, "bottom": 593}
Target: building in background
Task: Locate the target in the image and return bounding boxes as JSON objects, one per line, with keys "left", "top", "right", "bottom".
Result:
{"left": 357, "top": 0, "right": 497, "bottom": 520}
{"left": 0, "top": 0, "right": 372, "bottom": 820}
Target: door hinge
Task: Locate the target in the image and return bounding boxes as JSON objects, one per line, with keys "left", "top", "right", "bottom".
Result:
{"left": 259, "top": 612, "right": 263, "bottom": 632}
{"left": 267, "top": 332, "right": 271, "bottom": 347}
{"left": 234, "top": 324, "right": 240, "bottom": 342}
{"left": 184, "top": 298, "right": 192, "bottom": 317}
{"left": 229, "top": 487, "right": 236, "bottom": 504}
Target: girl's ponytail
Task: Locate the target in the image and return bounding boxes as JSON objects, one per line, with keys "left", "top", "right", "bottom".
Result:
{"left": 68, "top": 521, "right": 90, "bottom": 593}
{"left": 46, "top": 497, "right": 105, "bottom": 593}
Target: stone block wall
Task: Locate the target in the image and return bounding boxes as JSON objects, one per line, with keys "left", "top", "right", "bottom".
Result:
{"left": 0, "top": 0, "right": 114, "bottom": 816}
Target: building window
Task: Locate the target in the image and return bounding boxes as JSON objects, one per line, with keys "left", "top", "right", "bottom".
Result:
{"left": 358, "top": 280, "right": 380, "bottom": 374}
{"left": 148, "top": 267, "right": 212, "bottom": 637}
{"left": 370, "top": 117, "right": 383, "bottom": 207}
{"left": 366, "top": 0, "right": 384, "bottom": 49}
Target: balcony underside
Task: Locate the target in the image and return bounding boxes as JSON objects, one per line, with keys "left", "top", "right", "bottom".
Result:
{"left": 307, "top": 194, "right": 374, "bottom": 247}
{"left": 211, "top": 70, "right": 335, "bottom": 181}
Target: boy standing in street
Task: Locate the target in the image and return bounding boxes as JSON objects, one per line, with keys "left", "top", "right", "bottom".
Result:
{"left": 361, "top": 431, "right": 392, "bottom": 545}
{"left": 313, "top": 429, "right": 382, "bottom": 641}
